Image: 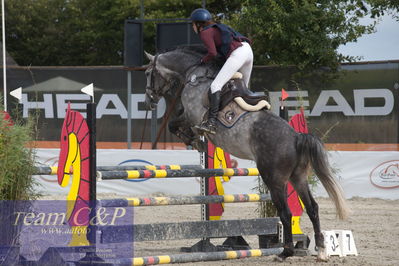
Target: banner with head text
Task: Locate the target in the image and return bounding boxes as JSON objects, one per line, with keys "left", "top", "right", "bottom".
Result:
{"left": 3, "top": 61, "right": 398, "bottom": 144}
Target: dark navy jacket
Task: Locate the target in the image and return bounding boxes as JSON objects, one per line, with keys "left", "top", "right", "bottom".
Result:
{"left": 203, "top": 23, "right": 251, "bottom": 59}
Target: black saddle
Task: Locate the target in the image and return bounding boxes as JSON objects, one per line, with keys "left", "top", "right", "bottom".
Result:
{"left": 219, "top": 79, "right": 269, "bottom": 110}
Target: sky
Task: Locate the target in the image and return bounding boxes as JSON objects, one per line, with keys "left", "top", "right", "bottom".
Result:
{"left": 338, "top": 13, "right": 399, "bottom": 61}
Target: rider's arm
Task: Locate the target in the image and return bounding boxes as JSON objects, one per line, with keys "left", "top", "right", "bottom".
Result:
{"left": 199, "top": 27, "right": 220, "bottom": 63}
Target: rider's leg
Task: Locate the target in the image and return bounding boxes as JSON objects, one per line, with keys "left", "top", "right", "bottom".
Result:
{"left": 196, "top": 68, "right": 237, "bottom": 134}
{"left": 196, "top": 89, "right": 220, "bottom": 134}
{"left": 196, "top": 44, "right": 248, "bottom": 134}
{"left": 210, "top": 43, "right": 249, "bottom": 94}
{"left": 238, "top": 42, "right": 254, "bottom": 88}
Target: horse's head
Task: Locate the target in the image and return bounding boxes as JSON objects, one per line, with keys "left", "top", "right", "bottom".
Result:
{"left": 144, "top": 52, "right": 168, "bottom": 110}
{"left": 144, "top": 47, "right": 207, "bottom": 110}
{"left": 144, "top": 51, "right": 186, "bottom": 110}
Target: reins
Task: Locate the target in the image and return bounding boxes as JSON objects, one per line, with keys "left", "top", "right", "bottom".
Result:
{"left": 150, "top": 62, "right": 203, "bottom": 149}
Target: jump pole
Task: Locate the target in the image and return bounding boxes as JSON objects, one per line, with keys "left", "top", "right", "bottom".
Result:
{"left": 97, "top": 168, "right": 260, "bottom": 180}
{"left": 77, "top": 248, "right": 283, "bottom": 266}
{"left": 100, "top": 193, "right": 271, "bottom": 207}
{"left": 104, "top": 248, "right": 283, "bottom": 266}
{"left": 33, "top": 164, "right": 202, "bottom": 175}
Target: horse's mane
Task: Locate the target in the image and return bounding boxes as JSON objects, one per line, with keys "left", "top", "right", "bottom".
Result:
{"left": 158, "top": 45, "right": 224, "bottom": 73}
{"left": 158, "top": 45, "right": 208, "bottom": 58}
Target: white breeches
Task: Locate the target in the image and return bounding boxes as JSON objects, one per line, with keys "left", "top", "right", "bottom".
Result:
{"left": 210, "top": 42, "right": 253, "bottom": 94}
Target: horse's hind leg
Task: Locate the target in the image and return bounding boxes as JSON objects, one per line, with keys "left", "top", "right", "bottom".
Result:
{"left": 259, "top": 169, "right": 295, "bottom": 260}
{"left": 289, "top": 167, "right": 328, "bottom": 261}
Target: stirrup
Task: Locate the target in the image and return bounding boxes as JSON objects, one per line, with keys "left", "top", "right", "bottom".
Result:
{"left": 195, "top": 121, "right": 216, "bottom": 135}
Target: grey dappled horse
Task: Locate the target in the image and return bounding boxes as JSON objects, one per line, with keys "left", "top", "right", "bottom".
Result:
{"left": 144, "top": 46, "right": 349, "bottom": 261}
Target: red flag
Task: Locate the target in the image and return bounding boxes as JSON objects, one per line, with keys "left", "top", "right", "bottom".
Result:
{"left": 287, "top": 182, "right": 303, "bottom": 216}
{"left": 1, "top": 111, "right": 14, "bottom": 126}
{"left": 281, "top": 89, "right": 289, "bottom": 101}
{"left": 288, "top": 107, "right": 308, "bottom": 133}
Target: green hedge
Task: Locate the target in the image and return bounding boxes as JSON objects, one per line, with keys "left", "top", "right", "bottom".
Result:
{"left": 0, "top": 104, "right": 40, "bottom": 200}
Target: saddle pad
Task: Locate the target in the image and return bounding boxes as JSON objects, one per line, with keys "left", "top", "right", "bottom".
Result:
{"left": 217, "top": 101, "right": 248, "bottom": 128}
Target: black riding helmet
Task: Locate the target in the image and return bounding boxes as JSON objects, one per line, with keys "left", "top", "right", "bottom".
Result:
{"left": 190, "top": 8, "right": 212, "bottom": 22}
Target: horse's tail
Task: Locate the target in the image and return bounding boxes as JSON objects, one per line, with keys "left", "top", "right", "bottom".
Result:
{"left": 296, "top": 133, "right": 350, "bottom": 220}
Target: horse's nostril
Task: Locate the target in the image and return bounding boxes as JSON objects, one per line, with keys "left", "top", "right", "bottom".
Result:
{"left": 146, "top": 93, "right": 155, "bottom": 100}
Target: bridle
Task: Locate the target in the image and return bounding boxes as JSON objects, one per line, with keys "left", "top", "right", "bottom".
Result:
{"left": 144, "top": 53, "right": 207, "bottom": 148}
{"left": 148, "top": 55, "right": 160, "bottom": 91}
{"left": 143, "top": 50, "right": 218, "bottom": 148}
{"left": 145, "top": 54, "right": 195, "bottom": 110}
{"left": 145, "top": 55, "right": 161, "bottom": 109}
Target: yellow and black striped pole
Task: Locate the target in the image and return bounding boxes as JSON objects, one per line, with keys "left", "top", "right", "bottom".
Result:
{"left": 111, "top": 248, "right": 282, "bottom": 265}
{"left": 97, "top": 168, "right": 260, "bottom": 180}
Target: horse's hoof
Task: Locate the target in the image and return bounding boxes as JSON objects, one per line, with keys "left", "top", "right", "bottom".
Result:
{"left": 316, "top": 256, "right": 329, "bottom": 262}
{"left": 316, "top": 247, "right": 328, "bottom": 262}
{"left": 273, "top": 255, "right": 284, "bottom": 262}
{"left": 274, "top": 248, "right": 294, "bottom": 262}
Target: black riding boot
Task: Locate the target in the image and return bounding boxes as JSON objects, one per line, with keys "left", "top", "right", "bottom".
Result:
{"left": 196, "top": 91, "right": 221, "bottom": 134}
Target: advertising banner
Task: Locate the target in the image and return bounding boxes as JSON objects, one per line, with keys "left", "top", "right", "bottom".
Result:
{"left": 4, "top": 61, "right": 399, "bottom": 143}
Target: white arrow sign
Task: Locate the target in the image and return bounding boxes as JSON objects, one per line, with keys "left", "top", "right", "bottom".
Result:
{"left": 81, "top": 83, "right": 94, "bottom": 100}
{"left": 10, "top": 87, "right": 22, "bottom": 103}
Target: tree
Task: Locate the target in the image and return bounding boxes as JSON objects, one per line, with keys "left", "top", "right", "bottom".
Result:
{"left": 228, "top": 0, "right": 377, "bottom": 72}
{"left": 2, "top": 0, "right": 397, "bottom": 68}
{"left": 5, "top": 0, "right": 138, "bottom": 65}
{"left": 365, "top": 0, "right": 399, "bottom": 19}
{"left": 133, "top": 0, "right": 243, "bottom": 55}
{"left": 4, "top": 0, "right": 243, "bottom": 65}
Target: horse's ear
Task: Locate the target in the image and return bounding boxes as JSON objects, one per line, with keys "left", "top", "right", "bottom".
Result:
{"left": 144, "top": 51, "right": 155, "bottom": 63}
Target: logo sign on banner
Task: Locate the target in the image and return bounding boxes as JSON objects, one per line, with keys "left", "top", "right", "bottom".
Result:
{"left": 21, "top": 93, "right": 166, "bottom": 119}
{"left": 0, "top": 200, "right": 133, "bottom": 263}
{"left": 21, "top": 89, "right": 393, "bottom": 119}
{"left": 268, "top": 88, "right": 394, "bottom": 117}
{"left": 369, "top": 160, "right": 399, "bottom": 189}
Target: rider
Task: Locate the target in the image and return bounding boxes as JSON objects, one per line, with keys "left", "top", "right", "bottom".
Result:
{"left": 190, "top": 8, "right": 253, "bottom": 134}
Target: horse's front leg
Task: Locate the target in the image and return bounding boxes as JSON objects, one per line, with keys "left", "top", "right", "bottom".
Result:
{"left": 168, "top": 115, "right": 192, "bottom": 143}
{"left": 168, "top": 117, "right": 207, "bottom": 152}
